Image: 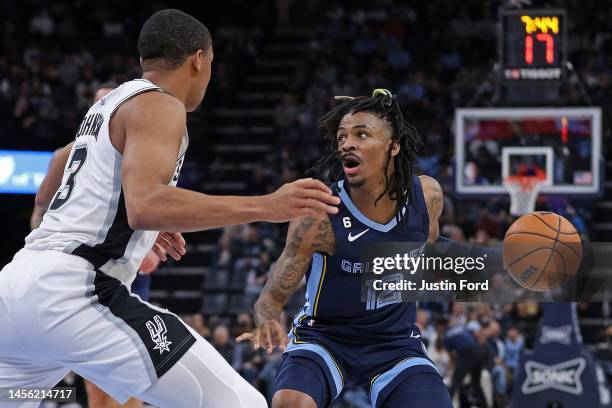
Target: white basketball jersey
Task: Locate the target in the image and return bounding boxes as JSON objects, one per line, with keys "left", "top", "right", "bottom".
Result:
{"left": 25, "top": 79, "right": 188, "bottom": 284}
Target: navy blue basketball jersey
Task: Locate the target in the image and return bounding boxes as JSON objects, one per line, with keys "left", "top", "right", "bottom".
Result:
{"left": 292, "top": 176, "right": 430, "bottom": 344}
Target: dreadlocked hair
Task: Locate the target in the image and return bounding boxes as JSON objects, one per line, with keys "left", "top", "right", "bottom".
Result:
{"left": 307, "top": 89, "right": 423, "bottom": 223}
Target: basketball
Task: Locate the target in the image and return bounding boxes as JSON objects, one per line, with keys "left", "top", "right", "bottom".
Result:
{"left": 503, "top": 211, "right": 582, "bottom": 291}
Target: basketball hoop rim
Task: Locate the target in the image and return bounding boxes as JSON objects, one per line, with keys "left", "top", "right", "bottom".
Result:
{"left": 503, "top": 175, "right": 547, "bottom": 191}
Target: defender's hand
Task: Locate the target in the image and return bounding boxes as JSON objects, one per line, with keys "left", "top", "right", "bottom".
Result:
{"left": 140, "top": 250, "right": 161, "bottom": 274}
{"left": 236, "top": 320, "right": 289, "bottom": 354}
{"left": 264, "top": 178, "right": 340, "bottom": 222}
{"left": 153, "top": 232, "right": 186, "bottom": 261}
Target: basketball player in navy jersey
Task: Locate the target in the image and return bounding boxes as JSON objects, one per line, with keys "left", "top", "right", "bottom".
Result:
{"left": 239, "top": 90, "right": 454, "bottom": 407}
{"left": 0, "top": 9, "right": 339, "bottom": 408}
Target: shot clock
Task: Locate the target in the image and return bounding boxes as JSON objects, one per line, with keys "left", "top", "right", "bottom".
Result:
{"left": 500, "top": 9, "right": 567, "bottom": 82}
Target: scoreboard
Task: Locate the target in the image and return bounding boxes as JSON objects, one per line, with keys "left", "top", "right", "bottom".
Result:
{"left": 500, "top": 9, "right": 566, "bottom": 82}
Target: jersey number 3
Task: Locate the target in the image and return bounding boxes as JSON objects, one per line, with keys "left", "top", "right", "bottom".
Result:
{"left": 49, "top": 146, "right": 88, "bottom": 211}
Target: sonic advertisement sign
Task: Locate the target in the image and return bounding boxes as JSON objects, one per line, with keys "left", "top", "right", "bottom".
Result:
{"left": 512, "top": 303, "right": 608, "bottom": 407}
{"left": 521, "top": 357, "right": 587, "bottom": 395}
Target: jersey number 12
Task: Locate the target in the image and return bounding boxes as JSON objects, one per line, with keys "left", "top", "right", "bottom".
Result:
{"left": 365, "top": 273, "right": 403, "bottom": 311}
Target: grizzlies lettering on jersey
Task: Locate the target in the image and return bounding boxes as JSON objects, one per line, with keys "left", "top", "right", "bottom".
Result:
{"left": 25, "top": 79, "right": 189, "bottom": 285}
{"left": 292, "top": 176, "right": 429, "bottom": 344}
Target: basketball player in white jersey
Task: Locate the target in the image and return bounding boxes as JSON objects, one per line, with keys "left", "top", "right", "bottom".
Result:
{"left": 0, "top": 9, "right": 339, "bottom": 408}
{"left": 30, "top": 82, "right": 152, "bottom": 408}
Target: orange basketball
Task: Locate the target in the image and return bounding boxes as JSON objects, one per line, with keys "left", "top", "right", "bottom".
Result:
{"left": 503, "top": 211, "right": 582, "bottom": 291}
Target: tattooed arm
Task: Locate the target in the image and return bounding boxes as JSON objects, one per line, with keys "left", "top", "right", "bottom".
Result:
{"left": 419, "top": 175, "right": 443, "bottom": 243}
{"left": 421, "top": 175, "right": 504, "bottom": 280}
{"left": 237, "top": 215, "right": 335, "bottom": 352}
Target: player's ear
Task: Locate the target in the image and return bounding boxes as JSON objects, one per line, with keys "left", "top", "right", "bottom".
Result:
{"left": 390, "top": 140, "right": 400, "bottom": 158}
{"left": 191, "top": 50, "right": 204, "bottom": 72}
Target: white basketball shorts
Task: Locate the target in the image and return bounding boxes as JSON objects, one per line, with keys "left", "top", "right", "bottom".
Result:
{"left": 0, "top": 249, "right": 267, "bottom": 407}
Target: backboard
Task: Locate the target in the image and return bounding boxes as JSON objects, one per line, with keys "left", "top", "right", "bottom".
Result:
{"left": 455, "top": 107, "right": 602, "bottom": 196}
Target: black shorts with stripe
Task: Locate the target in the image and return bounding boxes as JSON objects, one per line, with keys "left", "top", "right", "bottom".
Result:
{"left": 92, "top": 270, "right": 196, "bottom": 378}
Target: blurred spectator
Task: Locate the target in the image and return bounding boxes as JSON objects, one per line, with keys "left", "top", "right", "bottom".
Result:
{"left": 449, "top": 302, "right": 468, "bottom": 327}
{"left": 386, "top": 40, "right": 411, "bottom": 70}
{"left": 444, "top": 318, "right": 490, "bottom": 407}
{"left": 211, "top": 325, "right": 236, "bottom": 366}
{"left": 416, "top": 309, "right": 435, "bottom": 347}
{"left": 235, "top": 312, "right": 254, "bottom": 335}
{"left": 233, "top": 313, "right": 265, "bottom": 384}
{"left": 247, "top": 164, "right": 276, "bottom": 195}
{"left": 275, "top": 93, "right": 300, "bottom": 146}
{"left": 504, "top": 326, "right": 524, "bottom": 373}
{"left": 490, "top": 357, "right": 509, "bottom": 408}
{"left": 189, "top": 313, "right": 211, "bottom": 339}
{"left": 428, "top": 318, "right": 452, "bottom": 380}
{"left": 30, "top": 9, "right": 55, "bottom": 36}
{"left": 351, "top": 27, "right": 379, "bottom": 56}
{"left": 441, "top": 224, "right": 465, "bottom": 243}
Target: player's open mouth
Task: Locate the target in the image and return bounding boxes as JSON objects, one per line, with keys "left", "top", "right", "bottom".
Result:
{"left": 342, "top": 155, "right": 361, "bottom": 176}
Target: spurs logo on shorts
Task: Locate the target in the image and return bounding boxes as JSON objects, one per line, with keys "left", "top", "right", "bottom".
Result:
{"left": 146, "top": 315, "right": 173, "bottom": 355}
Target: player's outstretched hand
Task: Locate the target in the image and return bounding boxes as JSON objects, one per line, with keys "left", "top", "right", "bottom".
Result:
{"left": 236, "top": 320, "right": 289, "bottom": 354}
{"left": 264, "top": 178, "right": 340, "bottom": 222}
{"left": 152, "top": 232, "right": 186, "bottom": 261}
{"left": 140, "top": 250, "right": 161, "bottom": 274}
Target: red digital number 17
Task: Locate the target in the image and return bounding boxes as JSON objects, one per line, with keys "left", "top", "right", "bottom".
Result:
{"left": 525, "top": 33, "right": 554, "bottom": 64}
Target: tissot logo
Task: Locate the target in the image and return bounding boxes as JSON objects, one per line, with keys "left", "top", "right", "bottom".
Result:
{"left": 522, "top": 358, "right": 586, "bottom": 395}
{"left": 540, "top": 325, "right": 572, "bottom": 345}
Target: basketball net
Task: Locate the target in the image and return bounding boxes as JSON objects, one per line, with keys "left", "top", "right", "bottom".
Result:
{"left": 503, "top": 175, "right": 546, "bottom": 216}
